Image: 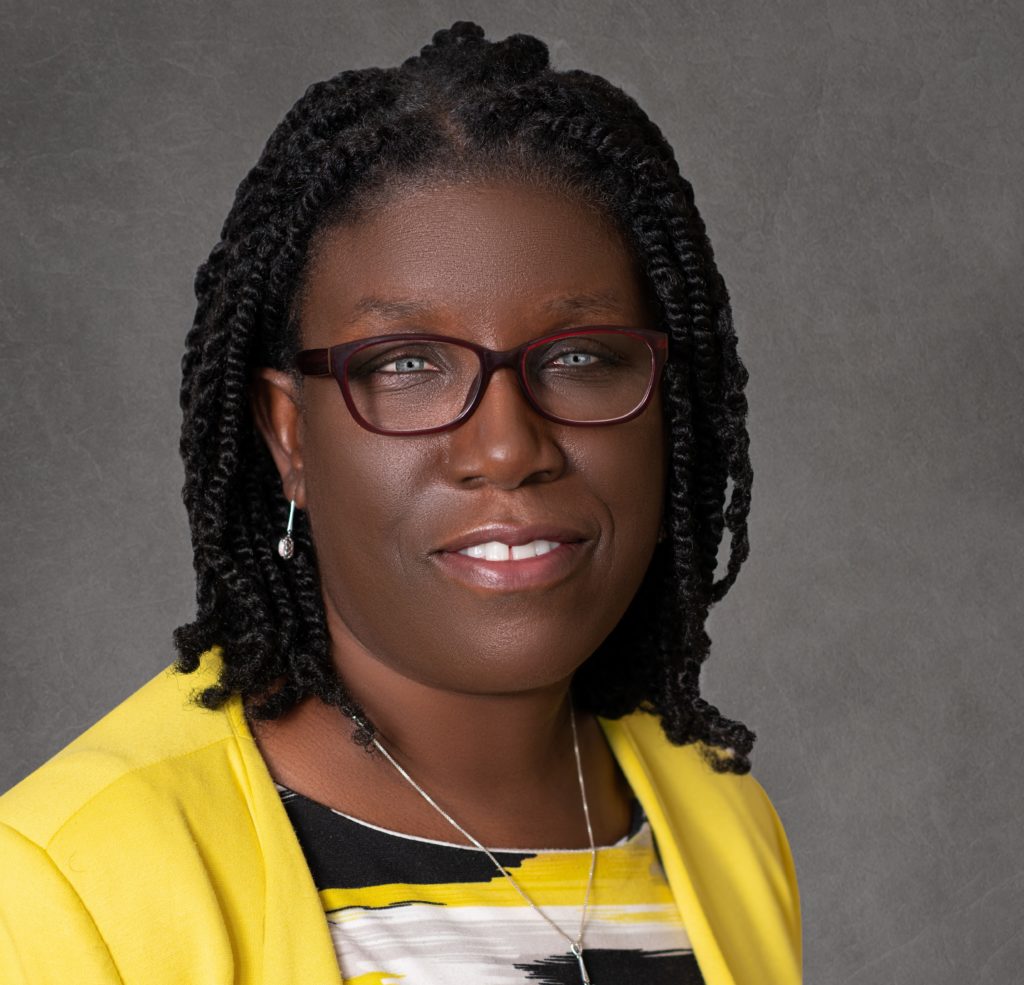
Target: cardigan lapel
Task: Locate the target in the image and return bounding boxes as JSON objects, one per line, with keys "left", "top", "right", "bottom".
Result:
{"left": 223, "top": 692, "right": 345, "bottom": 985}
{"left": 601, "top": 713, "right": 801, "bottom": 985}
{"left": 601, "top": 715, "right": 736, "bottom": 985}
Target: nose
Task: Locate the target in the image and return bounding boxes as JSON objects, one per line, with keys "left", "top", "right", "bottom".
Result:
{"left": 445, "top": 366, "right": 566, "bottom": 489}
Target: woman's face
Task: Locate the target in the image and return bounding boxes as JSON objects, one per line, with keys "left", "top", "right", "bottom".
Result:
{"left": 259, "top": 179, "right": 665, "bottom": 697}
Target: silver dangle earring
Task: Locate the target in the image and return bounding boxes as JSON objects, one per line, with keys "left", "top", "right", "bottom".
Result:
{"left": 278, "top": 500, "right": 296, "bottom": 559}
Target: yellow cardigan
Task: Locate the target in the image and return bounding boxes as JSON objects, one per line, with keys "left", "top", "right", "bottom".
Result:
{"left": 0, "top": 653, "right": 801, "bottom": 984}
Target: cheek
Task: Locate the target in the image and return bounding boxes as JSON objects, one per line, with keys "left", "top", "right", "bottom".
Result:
{"left": 300, "top": 406, "right": 424, "bottom": 577}
{"left": 574, "top": 402, "right": 666, "bottom": 538}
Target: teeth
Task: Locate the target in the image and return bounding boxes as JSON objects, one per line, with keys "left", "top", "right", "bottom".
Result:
{"left": 484, "top": 542, "right": 510, "bottom": 562}
{"left": 512, "top": 540, "right": 555, "bottom": 560}
{"left": 458, "top": 539, "right": 559, "bottom": 561}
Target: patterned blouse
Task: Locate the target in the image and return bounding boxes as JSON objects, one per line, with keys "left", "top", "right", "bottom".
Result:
{"left": 278, "top": 783, "right": 706, "bottom": 984}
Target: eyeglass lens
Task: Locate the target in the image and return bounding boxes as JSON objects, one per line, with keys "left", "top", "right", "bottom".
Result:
{"left": 344, "top": 330, "right": 655, "bottom": 432}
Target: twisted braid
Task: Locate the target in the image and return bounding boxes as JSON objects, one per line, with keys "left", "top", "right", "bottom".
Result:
{"left": 176, "top": 22, "right": 757, "bottom": 771}
{"left": 449, "top": 67, "right": 756, "bottom": 769}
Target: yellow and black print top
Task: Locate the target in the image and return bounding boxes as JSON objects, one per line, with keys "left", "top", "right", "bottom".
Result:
{"left": 279, "top": 784, "right": 705, "bottom": 984}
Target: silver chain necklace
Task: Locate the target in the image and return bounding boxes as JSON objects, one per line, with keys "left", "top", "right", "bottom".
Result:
{"left": 360, "top": 704, "right": 597, "bottom": 985}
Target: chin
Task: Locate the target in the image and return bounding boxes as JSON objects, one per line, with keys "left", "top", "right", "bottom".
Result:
{"left": 407, "top": 632, "right": 601, "bottom": 697}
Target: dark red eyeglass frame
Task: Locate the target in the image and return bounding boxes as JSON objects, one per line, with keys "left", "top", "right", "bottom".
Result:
{"left": 294, "top": 325, "right": 669, "bottom": 436}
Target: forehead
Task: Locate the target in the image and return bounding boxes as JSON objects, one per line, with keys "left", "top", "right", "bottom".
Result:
{"left": 297, "top": 180, "right": 650, "bottom": 347}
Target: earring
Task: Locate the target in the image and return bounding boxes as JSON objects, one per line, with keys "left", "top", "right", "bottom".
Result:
{"left": 278, "top": 500, "right": 296, "bottom": 559}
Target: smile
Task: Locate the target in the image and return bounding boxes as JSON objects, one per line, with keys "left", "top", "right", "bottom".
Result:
{"left": 457, "top": 539, "right": 560, "bottom": 561}
{"left": 433, "top": 523, "right": 590, "bottom": 594}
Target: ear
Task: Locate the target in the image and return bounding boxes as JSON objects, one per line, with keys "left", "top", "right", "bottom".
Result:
{"left": 251, "top": 368, "right": 307, "bottom": 510}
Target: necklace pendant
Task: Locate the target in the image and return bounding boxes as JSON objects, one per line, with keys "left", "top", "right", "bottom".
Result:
{"left": 570, "top": 941, "right": 593, "bottom": 985}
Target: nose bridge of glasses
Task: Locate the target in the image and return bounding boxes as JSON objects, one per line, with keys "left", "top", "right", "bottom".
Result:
{"left": 467, "top": 342, "right": 529, "bottom": 406}
{"left": 478, "top": 342, "right": 526, "bottom": 376}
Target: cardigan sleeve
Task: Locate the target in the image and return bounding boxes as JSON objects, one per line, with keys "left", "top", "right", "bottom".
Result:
{"left": 0, "top": 822, "right": 124, "bottom": 984}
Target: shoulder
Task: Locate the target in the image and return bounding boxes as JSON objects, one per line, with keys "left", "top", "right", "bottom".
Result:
{"left": 606, "top": 708, "right": 782, "bottom": 810}
{"left": 602, "top": 708, "right": 794, "bottom": 872}
{"left": 601, "top": 709, "right": 770, "bottom": 808}
{"left": 602, "top": 709, "right": 802, "bottom": 982}
{"left": 0, "top": 651, "right": 289, "bottom": 984}
{"left": 0, "top": 653, "right": 235, "bottom": 848}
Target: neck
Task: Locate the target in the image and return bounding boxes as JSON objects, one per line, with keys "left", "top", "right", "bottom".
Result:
{"left": 249, "top": 616, "right": 634, "bottom": 847}
{"left": 337, "top": 630, "right": 577, "bottom": 801}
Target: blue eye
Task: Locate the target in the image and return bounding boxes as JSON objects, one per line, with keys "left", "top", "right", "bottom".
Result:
{"left": 551, "top": 351, "right": 598, "bottom": 367}
{"left": 381, "top": 356, "right": 433, "bottom": 374}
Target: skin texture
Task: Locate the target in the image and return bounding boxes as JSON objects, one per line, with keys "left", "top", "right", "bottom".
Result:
{"left": 251, "top": 180, "right": 666, "bottom": 848}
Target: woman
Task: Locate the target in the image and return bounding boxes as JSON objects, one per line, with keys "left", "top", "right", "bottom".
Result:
{"left": 0, "top": 22, "right": 800, "bottom": 985}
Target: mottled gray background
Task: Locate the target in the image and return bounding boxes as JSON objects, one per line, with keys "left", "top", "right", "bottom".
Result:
{"left": 2, "top": 0, "right": 1021, "bottom": 981}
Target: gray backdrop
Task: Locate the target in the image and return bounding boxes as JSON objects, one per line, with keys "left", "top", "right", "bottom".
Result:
{"left": 2, "top": 1, "right": 1021, "bottom": 981}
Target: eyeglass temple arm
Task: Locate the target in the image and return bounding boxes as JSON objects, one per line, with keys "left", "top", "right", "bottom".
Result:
{"left": 295, "top": 349, "right": 330, "bottom": 376}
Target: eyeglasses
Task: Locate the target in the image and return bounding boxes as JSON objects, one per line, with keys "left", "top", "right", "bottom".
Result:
{"left": 295, "top": 325, "right": 668, "bottom": 436}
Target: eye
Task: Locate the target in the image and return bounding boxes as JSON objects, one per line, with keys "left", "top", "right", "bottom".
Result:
{"left": 550, "top": 350, "right": 599, "bottom": 367}
{"left": 378, "top": 355, "right": 436, "bottom": 374}
{"left": 538, "top": 337, "right": 623, "bottom": 372}
{"left": 349, "top": 343, "right": 447, "bottom": 380}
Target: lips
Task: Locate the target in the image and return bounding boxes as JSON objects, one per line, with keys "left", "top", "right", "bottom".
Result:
{"left": 435, "top": 522, "right": 589, "bottom": 556}
{"left": 457, "top": 539, "right": 559, "bottom": 561}
{"left": 432, "top": 521, "right": 592, "bottom": 592}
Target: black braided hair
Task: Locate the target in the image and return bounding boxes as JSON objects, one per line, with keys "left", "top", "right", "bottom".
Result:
{"left": 176, "top": 22, "right": 757, "bottom": 773}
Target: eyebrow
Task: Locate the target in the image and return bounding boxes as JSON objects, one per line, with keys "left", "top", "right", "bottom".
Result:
{"left": 352, "top": 297, "right": 434, "bottom": 319}
{"left": 351, "top": 290, "right": 629, "bottom": 321}
{"left": 541, "top": 291, "right": 628, "bottom": 317}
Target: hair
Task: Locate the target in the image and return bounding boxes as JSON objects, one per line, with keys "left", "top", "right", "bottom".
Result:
{"left": 175, "top": 22, "right": 757, "bottom": 773}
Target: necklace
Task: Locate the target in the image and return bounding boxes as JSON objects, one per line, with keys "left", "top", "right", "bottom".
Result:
{"left": 362, "top": 703, "right": 597, "bottom": 985}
